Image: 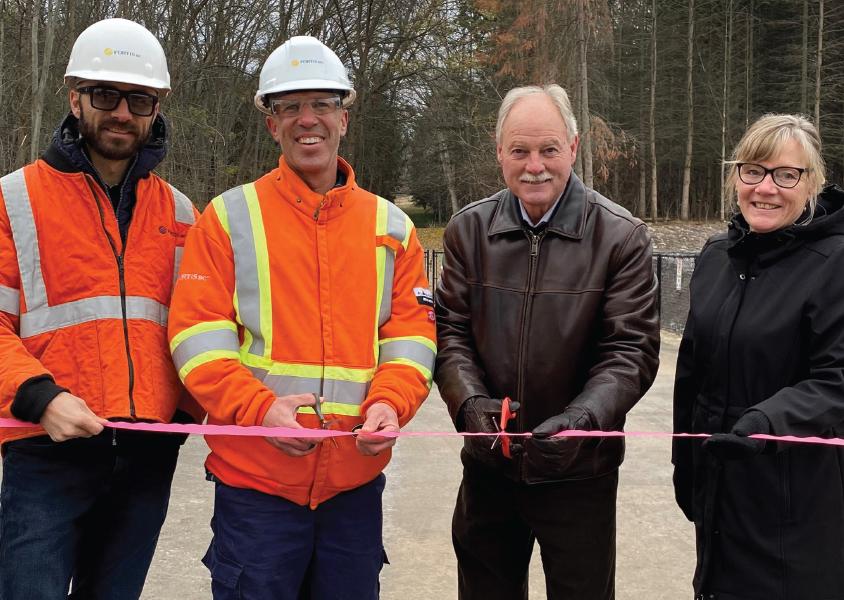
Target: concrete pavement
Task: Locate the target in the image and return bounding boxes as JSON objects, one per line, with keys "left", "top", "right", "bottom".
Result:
{"left": 0, "top": 333, "right": 696, "bottom": 598}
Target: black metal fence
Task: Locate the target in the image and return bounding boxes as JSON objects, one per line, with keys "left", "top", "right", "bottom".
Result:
{"left": 423, "top": 249, "right": 698, "bottom": 334}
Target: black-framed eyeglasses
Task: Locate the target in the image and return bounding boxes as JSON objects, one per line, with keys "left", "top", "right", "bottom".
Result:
{"left": 76, "top": 86, "right": 159, "bottom": 117}
{"left": 269, "top": 96, "right": 342, "bottom": 117}
{"left": 737, "top": 163, "right": 808, "bottom": 189}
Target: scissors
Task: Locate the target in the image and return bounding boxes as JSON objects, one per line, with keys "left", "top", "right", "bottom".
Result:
{"left": 312, "top": 393, "right": 339, "bottom": 446}
{"left": 489, "top": 397, "right": 517, "bottom": 458}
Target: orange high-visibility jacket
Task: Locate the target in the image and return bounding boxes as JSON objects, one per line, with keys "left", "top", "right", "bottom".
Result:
{"left": 168, "top": 157, "right": 436, "bottom": 507}
{"left": 0, "top": 160, "right": 203, "bottom": 445}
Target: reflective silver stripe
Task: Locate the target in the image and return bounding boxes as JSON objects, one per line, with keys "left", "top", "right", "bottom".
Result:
{"left": 20, "top": 295, "right": 167, "bottom": 338}
{"left": 261, "top": 374, "right": 369, "bottom": 405}
{"left": 173, "top": 246, "right": 184, "bottom": 288}
{"left": 378, "top": 340, "right": 436, "bottom": 371}
{"left": 222, "top": 186, "right": 264, "bottom": 355}
{"left": 172, "top": 328, "right": 241, "bottom": 372}
{"left": 385, "top": 200, "right": 408, "bottom": 243}
{"left": 0, "top": 169, "right": 47, "bottom": 311}
{"left": 324, "top": 378, "right": 369, "bottom": 405}
{"left": 169, "top": 184, "right": 195, "bottom": 225}
{"left": 0, "top": 284, "right": 19, "bottom": 315}
{"left": 378, "top": 250, "right": 394, "bottom": 327}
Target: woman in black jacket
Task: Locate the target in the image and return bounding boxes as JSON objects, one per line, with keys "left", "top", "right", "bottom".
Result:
{"left": 673, "top": 113, "right": 844, "bottom": 600}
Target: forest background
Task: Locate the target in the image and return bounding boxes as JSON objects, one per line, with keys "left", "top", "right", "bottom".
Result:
{"left": 0, "top": 0, "right": 839, "bottom": 223}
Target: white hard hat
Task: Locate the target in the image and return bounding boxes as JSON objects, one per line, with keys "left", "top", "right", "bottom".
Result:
{"left": 65, "top": 18, "right": 170, "bottom": 92}
{"left": 254, "top": 36, "right": 356, "bottom": 114}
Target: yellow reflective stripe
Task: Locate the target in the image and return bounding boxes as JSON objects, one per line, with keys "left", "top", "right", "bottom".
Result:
{"left": 211, "top": 195, "right": 230, "bottom": 235}
{"left": 178, "top": 349, "right": 241, "bottom": 381}
{"left": 209, "top": 195, "right": 239, "bottom": 324}
{"left": 325, "top": 365, "right": 376, "bottom": 383}
{"left": 297, "top": 402, "right": 361, "bottom": 417}
{"left": 240, "top": 353, "right": 375, "bottom": 382}
{"left": 378, "top": 337, "right": 436, "bottom": 373}
{"left": 379, "top": 335, "right": 437, "bottom": 353}
{"left": 170, "top": 322, "right": 240, "bottom": 373}
{"left": 384, "top": 357, "right": 433, "bottom": 384}
{"left": 374, "top": 246, "right": 388, "bottom": 340}
{"left": 375, "top": 196, "right": 392, "bottom": 329}
{"left": 170, "top": 320, "right": 237, "bottom": 352}
{"left": 242, "top": 184, "right": 273, "bottom": 359}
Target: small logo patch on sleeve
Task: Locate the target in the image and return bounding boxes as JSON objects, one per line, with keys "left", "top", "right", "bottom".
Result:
{"left": 414, "top": 287, "right": 434, "bottom": 307}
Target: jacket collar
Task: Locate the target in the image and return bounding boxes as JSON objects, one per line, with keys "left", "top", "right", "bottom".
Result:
{"left": 727, "top": 184, "right": 844, "bottom": 266}
{"left": 42, "top": 112, "right": 167, "bottom": 186}
{"left": 272, "top": 155, "right": 358, "bottom": 219}
{"left": 488, "top": 171, "right": 587, "bottom": 239}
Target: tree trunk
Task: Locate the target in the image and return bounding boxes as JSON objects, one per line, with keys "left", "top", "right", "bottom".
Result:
{"left": 801, "top": 0, "right": 808, "bottom": 114}
{"left": 745, "top": 1, "right": 753, "bottom": 127}
{"left": 649, "top": 0, "right": 658, "bottom": 220}
{"left": 815, "top": 0, "right": 823, "bottom": 131}
{"left": 719, "top": 0, "right": 733, "bottom": 221}
{"left": 577, "top": 0, "right": 593, "bottom": 188}
{"left": 681, "top": 0, "right": 694, "bottom": 221}
{"left": 437, "top": 131, "right": 460, "bottom": 216}
{"left": 30, "top": 0, "right": 56, "bottom": 163}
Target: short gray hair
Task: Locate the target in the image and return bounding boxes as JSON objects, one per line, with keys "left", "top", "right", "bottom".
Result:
{"left": 495, "top": 84, "right": 578, "bottom": 145}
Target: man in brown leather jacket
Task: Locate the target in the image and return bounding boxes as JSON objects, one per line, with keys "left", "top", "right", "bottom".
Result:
{"left": 435, "top": 84, "right": 660, "bottom": 600}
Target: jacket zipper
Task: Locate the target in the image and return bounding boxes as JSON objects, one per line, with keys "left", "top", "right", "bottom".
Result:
{"left": 517, "top": 229, "right": 544, "bottom": 479}
{"left": 84, "top": 176, "right": 136, "bottom": 418}
{"left": 310, "top": 192, "right": 328, "bottom": 506}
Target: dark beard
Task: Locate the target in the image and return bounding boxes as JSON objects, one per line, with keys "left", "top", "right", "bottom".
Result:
{"left": 78, "top": 105, "right": 150, "bottom": 161}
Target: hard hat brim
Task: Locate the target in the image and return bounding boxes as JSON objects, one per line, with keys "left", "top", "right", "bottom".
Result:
{"left": 64, "top": 70, "right": 171, "bottom": 92}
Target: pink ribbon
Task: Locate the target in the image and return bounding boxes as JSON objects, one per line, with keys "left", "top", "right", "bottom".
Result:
{"left": 1, "top": 417, "right": 843, "bottom": 446}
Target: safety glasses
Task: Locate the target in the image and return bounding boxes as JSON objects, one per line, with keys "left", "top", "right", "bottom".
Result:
{"left": 77, "top": 86, "right": 159, "bottom": 117}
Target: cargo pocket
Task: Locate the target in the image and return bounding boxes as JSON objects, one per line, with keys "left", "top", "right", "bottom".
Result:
{"left": 202, "top": 542, "right": 243, "bottom": 599}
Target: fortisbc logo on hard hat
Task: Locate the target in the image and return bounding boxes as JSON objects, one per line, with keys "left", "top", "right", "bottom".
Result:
{"left": 290, "top": 59, "right": 324, "bottom": 67}
{"left": 104, "top": 48, "right": 142, "bottom": 58}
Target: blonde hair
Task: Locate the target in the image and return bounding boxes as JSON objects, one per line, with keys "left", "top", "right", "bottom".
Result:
{"left": 725, "top": 113, "right": 826, "bottom": 222}
{"left": 496, "top": 84, "right": 578, "bottom": 145}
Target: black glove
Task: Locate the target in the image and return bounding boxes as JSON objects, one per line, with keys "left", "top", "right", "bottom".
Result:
{"left": 459, "top": 397, "right": 523, "bottom": 465}
{"left": 525, "top": 406, "right": 594, "bottom": 476}
{"left": 702, "top": 410, "right": 770, "bottom": 461}
{"left": 458, "top": 396, "right": 520, "bottom": 434}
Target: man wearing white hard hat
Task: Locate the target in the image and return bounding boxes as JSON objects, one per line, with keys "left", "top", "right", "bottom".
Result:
{"left": 0, "top": 18, "right": 202, "bottom": 599}
{"left": 168, "top": 36, "right": 436, "bottom": 599}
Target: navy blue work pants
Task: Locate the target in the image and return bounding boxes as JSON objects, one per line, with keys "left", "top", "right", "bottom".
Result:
{"left": 0, "top": 431, "right": 181, "bottom": 599}
{"left": 203, "top": 474, "right": 387, "bottom": 600}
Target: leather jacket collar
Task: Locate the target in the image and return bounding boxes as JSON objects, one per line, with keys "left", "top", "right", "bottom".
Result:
{"left": 488, "top": 171, "right": 587, "bottom": 240}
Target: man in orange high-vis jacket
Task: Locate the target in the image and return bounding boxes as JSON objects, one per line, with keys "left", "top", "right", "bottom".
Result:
{"left": 0, "top": 19, "right": 203, "bottom": 600}
{"left": 168, "top": 35, "right": 436, "bottom": 600}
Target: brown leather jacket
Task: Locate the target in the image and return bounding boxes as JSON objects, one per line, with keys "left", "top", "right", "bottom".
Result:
{"left": 435, "top": 173, "right": 660, "bottom": 483}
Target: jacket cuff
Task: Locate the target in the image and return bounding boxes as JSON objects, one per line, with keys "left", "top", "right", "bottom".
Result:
{"left": 455, "top": 395, "right": 489, "bottom": 430}
{"left": 11, "top": 375, "right": 68, "bottom": 423}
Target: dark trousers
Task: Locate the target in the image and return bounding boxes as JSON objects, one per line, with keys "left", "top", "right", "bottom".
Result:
{"left": 0, "top": 431, "right": 181, "bottom": 600}
{"left": 453, "top": 465, "right": 618, "bottom": 600}
{"left": 203, "top": 474, "right": 387, "bottom": 600}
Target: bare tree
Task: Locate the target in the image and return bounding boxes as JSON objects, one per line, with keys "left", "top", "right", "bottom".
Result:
{"left": 681, "top": 0, "right": 694, "bottom": 221}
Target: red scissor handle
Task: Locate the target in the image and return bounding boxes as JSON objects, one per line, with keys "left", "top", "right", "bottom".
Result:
{"left": 500, "top": 396, "right": 517, "bottom": 458}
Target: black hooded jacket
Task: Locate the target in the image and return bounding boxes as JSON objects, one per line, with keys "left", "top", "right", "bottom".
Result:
{"left": 673, "top": 184, "right": 844, "bottom": 599}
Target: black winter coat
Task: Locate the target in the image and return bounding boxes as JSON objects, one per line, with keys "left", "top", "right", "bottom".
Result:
{"left": 673, "top": 185, "right": 844, "bottom": 600}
